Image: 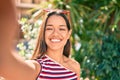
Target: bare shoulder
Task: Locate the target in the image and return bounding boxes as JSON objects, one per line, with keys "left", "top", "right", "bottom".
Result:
{"left": 25, "top": 60, "right": 41, "bottom": 77}
{"left": 26, "top": 59, "right": 39, "bottom": 65}
{"left": 25, "top": 59, "right": 40, "bottom": 67}
{"left": 69, "top": 58, "right": 80, "bottom": 72}
{"left": 67, "top": 57, "right": 81, "bottom": 79}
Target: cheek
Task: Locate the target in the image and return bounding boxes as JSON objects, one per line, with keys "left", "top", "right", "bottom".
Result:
{"left": 45, "top": 31, "right": 53, "bottom": 45}
{"left": 62, "top": 32, "right": 70, "bottom": 39}
{"left": 63, "top": 34, "right": 68, "bottom": 38}
{"left": 45, "top": 31, "right": 51, "bottom": 37}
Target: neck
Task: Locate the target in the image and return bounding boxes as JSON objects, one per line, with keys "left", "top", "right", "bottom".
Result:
{"left": 46, "top": 49, "right": 64, "bottom": 63}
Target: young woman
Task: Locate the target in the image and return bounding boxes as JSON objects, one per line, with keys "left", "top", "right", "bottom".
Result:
{"left": 0, "top": 0, "right": 80, "bottom": 80}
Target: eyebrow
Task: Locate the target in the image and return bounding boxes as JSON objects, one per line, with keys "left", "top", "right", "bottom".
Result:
{"left": 59, "top": 25, "right": 66, "bottom": 27}
{"left": 46, "top": 24, "right": 66, "bottom": 27}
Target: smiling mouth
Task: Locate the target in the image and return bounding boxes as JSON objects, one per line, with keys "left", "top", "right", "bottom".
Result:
{"left": 50, "top": 39, "right": 61, "bottom": 43}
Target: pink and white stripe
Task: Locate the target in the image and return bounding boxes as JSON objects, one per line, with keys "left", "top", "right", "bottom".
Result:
{"left": 36, "top": 55, "right": 77, "bottom": 80}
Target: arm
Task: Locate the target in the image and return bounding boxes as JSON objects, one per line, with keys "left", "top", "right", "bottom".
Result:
{"left": 0, "top": 0, "right": 40, "bottom": 80}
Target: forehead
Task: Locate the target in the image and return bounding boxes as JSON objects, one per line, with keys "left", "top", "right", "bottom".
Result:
{"left": 46, "top": 15, "right": 66, "bottom": 24}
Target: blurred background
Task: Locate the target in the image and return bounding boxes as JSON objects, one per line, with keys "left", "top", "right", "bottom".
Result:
{"left": 13, "top": 0, "right": 120, "bottom": 80}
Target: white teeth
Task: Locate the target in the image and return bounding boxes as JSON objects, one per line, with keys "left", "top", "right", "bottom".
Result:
{"left": 51, "top": 39, "right": 61, "bottom": 42}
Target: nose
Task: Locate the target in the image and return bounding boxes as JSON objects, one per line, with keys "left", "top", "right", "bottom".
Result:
{"left": 52, "top": 28, "right": 60, "bottom": 36}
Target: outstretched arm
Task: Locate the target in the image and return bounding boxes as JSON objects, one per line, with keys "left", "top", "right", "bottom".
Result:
{"left": 0, "top": 0, "right": 40, "bottom": 80}
{"left": 0, "top": 0, "right": 17, "bottom": 48}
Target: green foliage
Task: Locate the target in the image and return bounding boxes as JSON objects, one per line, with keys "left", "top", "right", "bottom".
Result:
{"left": 95, "top": 34, "right": 120, "bottom": 80}
{"left": 68, "top": 0, "right": 120, "bottom": 80}
{"left": 17, "top": 17, "right": 41, "bottom": 59}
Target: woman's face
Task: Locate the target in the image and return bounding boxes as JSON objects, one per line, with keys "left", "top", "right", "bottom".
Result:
{"left": 45, "top": 15, "right": 71, "bottom": 51}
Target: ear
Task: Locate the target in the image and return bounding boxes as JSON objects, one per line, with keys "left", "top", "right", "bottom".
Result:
{"left": 67, "top": 29, "right": 72, "bottom": 39}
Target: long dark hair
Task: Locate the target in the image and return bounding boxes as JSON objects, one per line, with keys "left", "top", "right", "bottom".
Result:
{"left": 31, "top": 11, "right": 71, "bottom": 59}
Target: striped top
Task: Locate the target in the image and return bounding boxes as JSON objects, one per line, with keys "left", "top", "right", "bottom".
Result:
{"left": 36, "top": 55, "right": 78, "bottom": 80}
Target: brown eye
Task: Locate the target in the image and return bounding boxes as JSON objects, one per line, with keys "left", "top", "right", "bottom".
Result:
{"left": 46, "top": 27, "right": 53, "bottom": 30}
{"left": 59, "top": 28, "right": 66, "bottom": 31}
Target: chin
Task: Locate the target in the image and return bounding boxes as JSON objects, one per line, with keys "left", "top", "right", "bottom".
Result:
{"left": 48, "top": 46, "right": 64, "bottom": 51}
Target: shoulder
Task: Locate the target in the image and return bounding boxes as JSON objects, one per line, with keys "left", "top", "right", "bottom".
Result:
{"left": 25, "top": 60, "right": 41, "bottom": 77}
{"left": 69, "top": 58, "right": 80, "bottom": 72}
{"left": 67, "top": 58, "right": 81, "bottom": 78}
{"left": 25, "top": 59, "right": 40, "bottom": 67}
